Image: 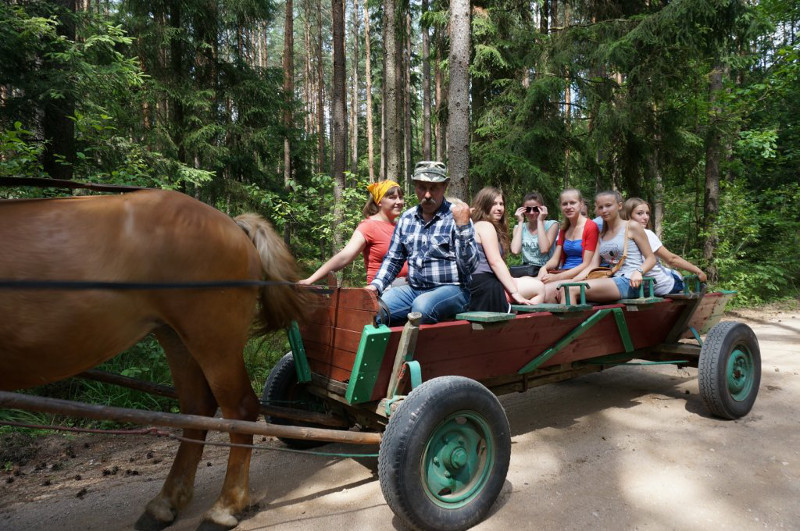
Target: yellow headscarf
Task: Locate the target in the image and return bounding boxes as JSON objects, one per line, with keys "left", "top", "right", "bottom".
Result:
{"left": 367, "top": 180, "right": 401, "bottom": 205}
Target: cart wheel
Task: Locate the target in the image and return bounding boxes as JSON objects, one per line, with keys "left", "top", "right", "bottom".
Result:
{"left": 698, "top": 321, "right": 761, "bottom": 419}
{"left": 262, "top": 352, "right": 330, "bottom": 449}
{"left": 378, "top": 376, "right": 511, "bottom": 531}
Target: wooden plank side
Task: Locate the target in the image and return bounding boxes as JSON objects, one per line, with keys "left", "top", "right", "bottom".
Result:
{"left": 412, "top": 312, "right": 592, "bottom": 365}
{"left": 365, "top": 314, "right": 582, "bottom": 401}
{"left": 336, "top": 308, "right": 379, "bottom": 332}
{"left": 364, "top": 302, "right": 687, "bottom": 401}
{"left": 302, "top": 297, "right": 338, "bottom": 327}
{"left": 304, "top": 339, "right": 357, "bottom": 371}
{"left": 306, "top": 359, "right": 354, "bottom": 384}
{"left": 338, "top": 288, "right": 380, "bottom": 311}
{"left": 332, "top": 327, "right": 363, "bottom": 355}
{"left": 684, "top": 292, "right": 728, "bottom": 336}
{"left": 297, "top": 324, "right": 333, "bottom": 348}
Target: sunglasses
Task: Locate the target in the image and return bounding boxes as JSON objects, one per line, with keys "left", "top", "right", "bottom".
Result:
{"left": 525, "top": 206, "right": 540, "bottom": 213}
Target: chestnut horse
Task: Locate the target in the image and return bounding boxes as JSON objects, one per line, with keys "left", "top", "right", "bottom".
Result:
{"left": 0, "top": 189, "right": 307, "bottom": 528}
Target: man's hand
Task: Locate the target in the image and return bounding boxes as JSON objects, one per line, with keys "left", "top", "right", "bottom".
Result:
{"left": 450, "top": 199, "right": 471, "bottom": 226}
{"left": 365, "top": 284, "right": 378, "bottom": 292}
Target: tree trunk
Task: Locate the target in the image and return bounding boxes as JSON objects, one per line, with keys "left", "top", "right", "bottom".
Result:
{"left": 383, "top": 0, "right": 401, "bottom": 180}
{"left": 446, "top": 0, "right": 470, "bottom": 200}
{"left": 434, "top": 47, "right": 445, "bottom": 161}
{"left": 350, "top": 0, "right": 360, "bottom": 175}
{"left": 650, "top": 102, "right": 664, "bottom": 238}
{"left": 563, "top": 0, "right": 570, "bottom": 186}
{"left": 282, "top": 0, "right": 295, "bottom": 245}
{"left": 364, "top": 0, "right": 375, "bottom": 182}
{"left": 316, "top": 0, "right": 326, "bottom": 172}
{"left": 332, "top": 0, "right": 347, "bottom": 250}
{"left": 169, "top": 0, "right": 186, "bottom": 166}
{"left": 304, "top": 0, "right": 314, "bottom": 139}
{"left": 404, "top": 8, "right": 412, "bottom": 185}
{"left": 283, "top": 0, "right": 294, "bottom": 190}
{"left": 42, "top": 0, "right": 77, "bottom": 180}
{"left": 650, "top": 149, "right": 664, "bottom": 238}
{"left": 421, "top": 0, "right": 432, "bottom": 160}
{"left": 381, "top": 85, "right": 386, "bottom": 179}
{"left": 540, "top": 0, "right": 549, "bottom": 34}
{"left": 703, "top": 65, "right": 724, "bottom": 282}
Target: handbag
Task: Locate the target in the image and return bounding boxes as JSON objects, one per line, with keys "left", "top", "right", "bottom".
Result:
{"left": 509, "top": 264, "right": 541, "bottom": 278}
{"left": 586, "top": 222, "right": 629, "bottom": 280}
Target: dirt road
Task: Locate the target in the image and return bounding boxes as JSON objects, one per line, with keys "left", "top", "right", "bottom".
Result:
{"left": 2, "top": 308, "right": 799, "bottom": 530}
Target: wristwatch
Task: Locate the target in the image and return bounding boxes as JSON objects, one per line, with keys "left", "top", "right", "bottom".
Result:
{"left": 635, "top": 267, "right": 644, "bottom": 274}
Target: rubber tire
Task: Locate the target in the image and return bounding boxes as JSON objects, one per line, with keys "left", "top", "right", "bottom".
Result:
{"left": 698, "top": 321, "right": 761, "bottom": 419}
{"left": 261, "top": 352, "right": 328, "bottom": 449}
{"left": 378, "top": 376, "right": 511, "bottom": 531}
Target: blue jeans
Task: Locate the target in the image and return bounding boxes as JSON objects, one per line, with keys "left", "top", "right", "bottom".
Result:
{"left": 611, "top": 275, "right": 641, "bottom": 299}
{"left": 379, "top": 284, "right": 470, "bottom": 325}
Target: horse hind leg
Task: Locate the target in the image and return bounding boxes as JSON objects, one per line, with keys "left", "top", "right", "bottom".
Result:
{"left": 193, "top": 339, "right": 260, "bottom": 529}
{"left": 161, "top": 318, "right": 260, "bottom": 529}
{"left": 136, "top": 326, "right": 218, "bottom": 531}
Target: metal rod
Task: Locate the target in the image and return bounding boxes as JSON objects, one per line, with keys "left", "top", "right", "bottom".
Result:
{"left": 0, "top": 391, "right": 381, "bottom": 445}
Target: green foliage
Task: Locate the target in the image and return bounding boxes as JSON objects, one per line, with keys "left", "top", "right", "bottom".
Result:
{"left": 713, "top": 181, "right": 800, "bottom": 305}
{"left": 242, "top": 172, "right": 378, "bottom": 286}
{"left": 0, "top": 123, "right": 45, "bottom": 179}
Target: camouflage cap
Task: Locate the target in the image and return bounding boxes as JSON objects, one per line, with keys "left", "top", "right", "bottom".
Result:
{"left": 411, "top": 161, "right": 449, "bottom": 182}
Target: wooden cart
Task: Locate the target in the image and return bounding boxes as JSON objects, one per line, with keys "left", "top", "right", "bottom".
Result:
{"left": 262, "top": 280, "right": 761, "bottom": 530}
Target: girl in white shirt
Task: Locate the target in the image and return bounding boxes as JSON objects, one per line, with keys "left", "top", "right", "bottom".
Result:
{"left": 623, "top": 197, "right": 707, "bottom": 295}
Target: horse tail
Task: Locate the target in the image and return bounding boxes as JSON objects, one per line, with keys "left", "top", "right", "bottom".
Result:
{"left": 234, "top": 213, "right": 309, "bottom": 334}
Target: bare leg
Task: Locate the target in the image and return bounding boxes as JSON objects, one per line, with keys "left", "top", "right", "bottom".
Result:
{"left": 514, "top": 276, "right": 546, "bottom": 304}
{"left": 565, "top": 278, "right": 622, "bottom": 304}
{"left": 542, "top": 281, "right": 562, "bottom": 303}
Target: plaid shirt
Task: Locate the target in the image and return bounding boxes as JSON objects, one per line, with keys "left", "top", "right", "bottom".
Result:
{"left": 370, "top": 199, "right": 478, "bottom": 293}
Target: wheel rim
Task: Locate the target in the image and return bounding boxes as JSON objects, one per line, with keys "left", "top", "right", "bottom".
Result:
{"left": 420, "top": 411, "right": 494, "bottom": 508}
{"left": 727, "top": 346, "right": 755, "bottom": 401}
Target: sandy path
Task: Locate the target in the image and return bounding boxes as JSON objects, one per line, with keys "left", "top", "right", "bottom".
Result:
{"left": 2, "top": 309, "right": 798, "bottom": 530}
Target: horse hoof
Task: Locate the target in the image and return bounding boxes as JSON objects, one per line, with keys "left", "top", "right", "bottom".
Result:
{"left": 196, "top": 521, "right": 237, "bottom": 531}
{"left": 199, "top": 507, "right": 239, "bottom": 530}
{"left": 134, "top": 511, "right": 173, "bottom": 531}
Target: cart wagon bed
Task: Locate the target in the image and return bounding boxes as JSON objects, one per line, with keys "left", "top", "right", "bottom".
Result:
{"left": 294, "top": 287, "right": 733, "bottom": 409}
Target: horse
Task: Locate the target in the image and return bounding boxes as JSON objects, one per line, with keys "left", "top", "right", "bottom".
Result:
{"left": 0, "top": 189, "right": 308, "bottom": 529}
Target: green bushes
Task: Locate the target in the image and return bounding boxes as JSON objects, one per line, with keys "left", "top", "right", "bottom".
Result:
{"left": 713, "top": 181, "right": 800, "bottom": 306}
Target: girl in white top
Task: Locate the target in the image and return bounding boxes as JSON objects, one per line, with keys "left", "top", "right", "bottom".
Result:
{"left": 566, "top": 191, "right": 656, "bottom": 303}
{"left": 623, "top": 197, "right": 707, "bottom": 294}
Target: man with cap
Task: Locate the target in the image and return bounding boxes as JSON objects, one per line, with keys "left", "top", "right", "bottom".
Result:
{"left": 367, "top": 161, "right": 478, "bottom": 324}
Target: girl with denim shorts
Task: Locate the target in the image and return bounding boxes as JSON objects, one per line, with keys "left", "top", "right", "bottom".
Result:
{"left": 566, "top": 191, "right": 657, "bottom": 303}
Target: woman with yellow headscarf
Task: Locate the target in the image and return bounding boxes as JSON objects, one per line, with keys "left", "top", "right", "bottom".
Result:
{"left": 299, "top": 180, "right": 409, "bottom": 285}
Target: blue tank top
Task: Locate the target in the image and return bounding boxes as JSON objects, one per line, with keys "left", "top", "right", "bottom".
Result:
{"left": 562, "top": 239, "right": 583, "bottom": 269}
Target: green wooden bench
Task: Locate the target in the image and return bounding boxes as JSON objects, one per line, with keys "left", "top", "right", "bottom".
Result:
{"left": 618, "top": 278, "right": 663, "bottom": 308}
{"left": 455, "top": 311, "right": 516, "bottom": 330}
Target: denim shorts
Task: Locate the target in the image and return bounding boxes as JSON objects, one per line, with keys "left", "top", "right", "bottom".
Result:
{"left": 669, "top": 271, "right": 685, "bottom": 294}
{"left": 611, "top": 275, "right": 640, "bottom": 299}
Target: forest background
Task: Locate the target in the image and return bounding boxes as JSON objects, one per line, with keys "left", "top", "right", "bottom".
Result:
{"left": 0, "top": 0, "right": 798, "bottom": 411}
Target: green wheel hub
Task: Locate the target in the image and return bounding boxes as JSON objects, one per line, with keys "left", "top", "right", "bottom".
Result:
{"left": 727, "top": 346, "right": 755, "bottom": 401}
{"left": 421, "top": 411, "right": 494, "bottom": 508}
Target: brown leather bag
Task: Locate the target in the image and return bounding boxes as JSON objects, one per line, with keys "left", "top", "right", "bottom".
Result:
{"left": 586, "top": 222, "right": 629, "bottom": 280}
